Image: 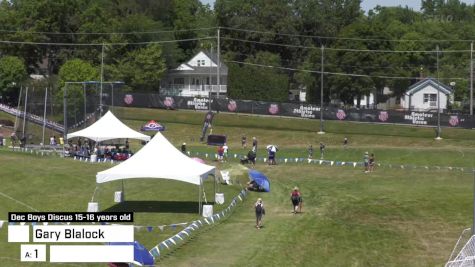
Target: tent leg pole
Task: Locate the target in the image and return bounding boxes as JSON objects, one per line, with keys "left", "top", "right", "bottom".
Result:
{"left": 198, "top": 182, "right": 201, "bottom": 215}
{"left": 91, "top": 186, "right": 98, "bottom": 202}
{"left": 122, "top": 180, "right": 125, "bottom": 201}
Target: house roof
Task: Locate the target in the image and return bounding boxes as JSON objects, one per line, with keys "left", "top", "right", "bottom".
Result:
{"left": 169, "top": 50, "right": 228, "bottom": 75}
{"left": 406, "top": 78, "right": 453, "bottom": 95}
{"left": 202, "top": 51, "right": 221, "bottom": 66}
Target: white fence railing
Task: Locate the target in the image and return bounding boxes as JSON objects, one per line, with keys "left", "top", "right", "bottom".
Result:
{"left": 0, "top": 103, "right": 64, "bottom": 133}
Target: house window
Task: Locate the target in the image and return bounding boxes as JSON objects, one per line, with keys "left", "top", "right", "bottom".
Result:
{"left": 197, "top": 60, "right": 206, "bottom": 66}
{"left": 423, "top": 93, "right": 437, "bottom": 106}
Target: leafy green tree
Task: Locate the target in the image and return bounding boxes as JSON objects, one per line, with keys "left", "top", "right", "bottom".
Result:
{"left": 228, "top": 51, "right": 288, "bottom": 101}
{"left": 114, "top": 44, "right": 166, "bottom": 91}
{"left": 171, "top": 0, "right": 213, "bottom": 58}
{"left": 58, "top": 59, "right": 98, "bottom": 123}
{"left": 0, "top": 56, "right": 27, "bottom": 103}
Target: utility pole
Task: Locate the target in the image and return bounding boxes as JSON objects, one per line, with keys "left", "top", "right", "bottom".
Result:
{"left": 14, "top": 85, "right": 23, "bottom": 134}
{"left": 217, "top": 27, "right": 221, "bottom": 100}
{"left": 42, "top": 87, "right": 48, "bottom": 147}
{"left": 209, "top": 45, "right": 213, "bottom": 111}
{"left": 22, "top": 87, "right": 28, "bottom": 138}
{"left": 318, "top": 44, "right": 325, "bottom": 134}
{"left": 63, "top": 84, "right": 68, "bottom": 141}
{"left": 473, "top": 170, "right": 475, "bottom": 235}
{"left": 470, "top": 41, "right": 473, "bottom": 116}
{"left": 100, "top": 43, "right": 105, "bottom": 117}
{"left": 83, "top": 83, "right": 87, "bottom": 123}
{"left": 436, "top": 45, "right": 442, "bottom": 140}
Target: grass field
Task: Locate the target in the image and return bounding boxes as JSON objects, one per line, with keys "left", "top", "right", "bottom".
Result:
{"left": 1, "top": 107, "right": 474, "bottom": 266}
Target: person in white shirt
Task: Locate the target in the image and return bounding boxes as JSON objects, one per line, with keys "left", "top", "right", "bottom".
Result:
{"left": 223, "top": 143, "right": 229, "bottom": 161}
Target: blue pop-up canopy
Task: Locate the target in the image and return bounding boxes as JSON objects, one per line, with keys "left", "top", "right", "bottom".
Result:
{"left": 141, "top": 120, "right": 165, "bottom": 131}
{"left": 248, "top": 170, "right": 270, "bottom": 192}
{"left": 108, "top": 241, "right": 154, "bottom": 266}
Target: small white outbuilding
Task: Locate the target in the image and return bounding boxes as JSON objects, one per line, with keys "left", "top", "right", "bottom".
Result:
{"left": 401, "top": 78, "right": 453, "bottom": 111}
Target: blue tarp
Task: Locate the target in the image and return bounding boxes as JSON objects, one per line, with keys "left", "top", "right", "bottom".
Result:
{"left": 248, "top": 170, "right": 270, "bottom": 192}
{"left": 108, "top": 241, "right": 154, "bottom": 266}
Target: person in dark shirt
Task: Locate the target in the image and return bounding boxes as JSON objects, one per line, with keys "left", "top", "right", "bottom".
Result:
{"left": 247, "top": 150, "right": 256, "bottom": 165}
{"left": 254, "top": 198, "right": 265, "bottom": 229}
{"left": 369, "top": 153, "right": 375, "bottom": 172}
{"left": 307, "top": 145, "right": 313, "bottom": 159}
{"left": 181, "top": 142, "right": 187, "bottom": 154}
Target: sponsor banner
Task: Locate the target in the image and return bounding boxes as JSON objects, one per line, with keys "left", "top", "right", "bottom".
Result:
{"left": 280, "top": 103, "right": 321, "bottom": 119}
{"left": 115, "top": 93, "right": 475, "bottom": 128}
{"left": 217, "top": 99, "right": 254, "bottom": 114}
{"left": 185, "top": 97, "right": 210, "bottom": 110}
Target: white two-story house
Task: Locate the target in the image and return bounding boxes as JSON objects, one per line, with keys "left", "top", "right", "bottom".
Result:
{"left": 401, "top": 78, "right": 453, "bottom": 111}
{"left": 160, "top": 51, "right": 228, "bottom": 97}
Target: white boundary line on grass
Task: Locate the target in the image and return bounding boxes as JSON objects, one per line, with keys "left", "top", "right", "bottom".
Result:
{"left": 0, "top": 192, "right": 39, "bottom": 211}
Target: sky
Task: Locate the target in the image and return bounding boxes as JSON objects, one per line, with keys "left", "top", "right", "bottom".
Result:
{"left": 199, "top": 0, "right": 474, "bottom": 12}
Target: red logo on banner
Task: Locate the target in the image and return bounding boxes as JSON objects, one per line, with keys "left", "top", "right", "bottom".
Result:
{"left": 379, "top": 111, "right": 389, "bottom": 122}
{"left": 124, "top": 94, "right": 133, "bottom": 105}
{"left": 164, "top": 97, "right": 174, "bottom": 108}
{"left": 227, "top": 100, "right": 237, "bottom": 112}
{"left": 449, "top": 116, "right": 459, "bottom": 127}
{"left": 268, "top": 104, "right": 279, "bottom": 115}
{"left": 336, "top": 109, "right": 346, "bottom": 120}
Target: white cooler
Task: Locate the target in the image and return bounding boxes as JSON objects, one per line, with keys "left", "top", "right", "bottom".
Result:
{"left": 202, "top": 204, "right": 213, "bottom": 217}
{"left": 215, "top": 193, "right": 225, "bottom": 205}
{"left": 90, "top": 154, "right": 97, "bottom": 162}
{"left": 87, "top": 202, "right": 99, "bottom": 212}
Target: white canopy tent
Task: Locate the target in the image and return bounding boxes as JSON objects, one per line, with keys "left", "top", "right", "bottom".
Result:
{"left": 96, "top": 132, "right": 216, "bottom": 214}
{"left": 66, "top": 111, "right": 150, "bottom": 142}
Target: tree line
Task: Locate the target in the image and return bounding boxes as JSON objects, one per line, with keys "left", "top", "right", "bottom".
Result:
{"left": 0, "top": 0, "right": 474, "bottom": 110}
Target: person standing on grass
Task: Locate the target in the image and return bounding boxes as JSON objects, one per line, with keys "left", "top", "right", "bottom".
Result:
{"left": 343, "top": 137, "right": 348, "bottom": 148}
{"left": 242, "top": 135, "right": 247, "bottom": 148}
{"left": 319, "top": 142, "right": 325, "bottom": 159}
{"left": 291, "top": 187, "right": 302, "bottom": 213}
{"left": 364, "top": 151, "right": 369, "bottom": 173}
{"left": 369, "top": 153, "right": 375, "bottom": 172}
{"left": 223, "top": 143, "right": 229, "bottom": 162}
{"left": 252, "top": 137, "right": 258, "bottom": 153}
{"left": 255, "top": 198, "right": 265, "bottom": 229}
{"left": 267, "top": 145, "right": 277, "bottom": 165}
{"left": 308, "top": 144, "right": 314, "bottom": 159}
{"left": 217, "top": 145, "right": 224, "bottom": 162}
{"left": 247, "top": 150, "right": 256, "bottom": 165}
{"left": 181, "top": 142, "right": 187, "bottom": 154}
{"left": 10, "top": 132, "right": 16, "bottom": 148}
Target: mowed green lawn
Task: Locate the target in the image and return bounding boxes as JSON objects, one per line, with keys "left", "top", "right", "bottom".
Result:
{"left": 0, "top": 107, "right": 474, "bottom": 266}
{"left": 160, "top": 165, "right": 471, "bottom": 267}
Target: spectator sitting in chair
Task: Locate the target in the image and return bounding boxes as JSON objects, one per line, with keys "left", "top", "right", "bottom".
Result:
{"left": 246, "top": 180, "right": 264, "bottom": 192}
